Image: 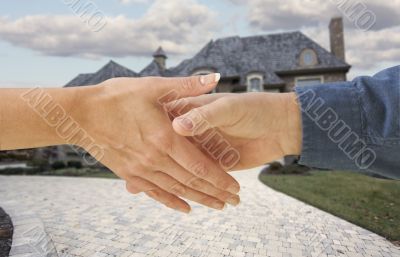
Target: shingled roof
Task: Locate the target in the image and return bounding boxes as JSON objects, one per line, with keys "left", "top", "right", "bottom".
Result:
{"left": 139, "top": 60, "right": 165, "bottom": 77}
{"left": 65, "top": 60, "right": 138, "bottom": 87}
{"left": 64, "top": 73, "right": 94, "bottom": 87}
{"left": 168, "top": 31, "right": 350, "bottom": 84}
{"left": 65, "top": 31, "right": 350, "bottom": 87}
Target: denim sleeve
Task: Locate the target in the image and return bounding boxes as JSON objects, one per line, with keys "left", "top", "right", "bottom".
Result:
{"left": 294, "top": 66, "right": 400, "bottom": 179}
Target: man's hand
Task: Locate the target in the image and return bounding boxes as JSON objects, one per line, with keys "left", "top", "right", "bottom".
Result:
{"left": 76, "top": 74, "right": 240, "bottom": 213}
{"left": 168, "top": 92, "right": 302, "bottom": 170}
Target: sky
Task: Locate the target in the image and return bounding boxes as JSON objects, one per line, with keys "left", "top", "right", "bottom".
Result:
{"left": 0, "top": 0, "right": 399, "bottom": 87}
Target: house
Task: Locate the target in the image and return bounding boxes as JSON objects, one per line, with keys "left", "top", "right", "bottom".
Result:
{"left": 58, "top": 17, "right": 350, "bottom": 166}
{"left": 66, "top": 17, "right": 350, "bottom": 92}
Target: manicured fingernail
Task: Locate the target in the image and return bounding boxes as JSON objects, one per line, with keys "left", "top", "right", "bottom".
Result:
{"left": 226, "top": 195, "right": 240, "bottom": 206}
{"left": 215, "top": 73, "right": 221, "bottom": 82}
{"left": 178, "top": 117, "right": 193, "bottom": 130}
{"left": 212, "top": 201, "right": 225, "bottom": 210}
{"left": 227, "top": 184, "right": 240, "bottom": 194}
{"left": 200, "top": 73, "right": 221, "bottom": 86}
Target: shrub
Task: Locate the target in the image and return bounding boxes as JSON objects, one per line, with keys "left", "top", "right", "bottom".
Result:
{"left": 51, "top": 161, "right": 66, "bottom": 170}
{"left": 281, "top": 163, "right": 310, "bottom": 174}
{"left": 264, "top": 162, "right": 311, "bottom": 175}
{"left": 0, "top": 167, "right": 41, "bottom": 175}
{"left": 67, "top": 161, "right": 82, "bottom": 169}
{"left": 269, "top": 162, "right": 283, "bottom": 171}
{"left": 27, "top": 158, "right": 49, "bottom": 171}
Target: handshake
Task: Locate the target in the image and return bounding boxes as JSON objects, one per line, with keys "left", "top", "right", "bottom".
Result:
{"left": 19, "top": 73, "right": 302, "bottom": 213}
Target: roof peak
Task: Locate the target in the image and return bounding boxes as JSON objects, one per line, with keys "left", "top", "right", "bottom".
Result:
{"left": 153, "top": 46, "right": 167, "bottom": 58}
{"left": 105, "top": 60, "right": 118, "bottom": 66}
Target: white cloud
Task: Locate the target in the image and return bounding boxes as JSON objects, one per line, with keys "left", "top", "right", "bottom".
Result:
{"left": 304, "top": 25, "right": 400, "bottom": 70}
{"left": 119, "top": 0, "right": 151, "bottom": 4}
{"left": 229, "top": 0, "right": 400, "bottom": 75}
{"left": 0, "top": 0, "right": 217, "bottom": 58}
{"left": 229, "top": 0, "right": 400, "bottom": 31}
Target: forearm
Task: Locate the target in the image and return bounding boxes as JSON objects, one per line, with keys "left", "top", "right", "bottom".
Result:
{"left": 0, "top": 86, "right": 89, "bottom": 150}
{"left": 294, "top": 66, "right": 400, "bottom": 179}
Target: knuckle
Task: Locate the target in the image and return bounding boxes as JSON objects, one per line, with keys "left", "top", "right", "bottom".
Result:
{"left": 145, "top": 188, "right": 161, "bottom": 199}
{"left": 150, "top": 170, "right": 162, "bottom": 177}
{"left": 190, "top": 161, "right": 208, "bottom": 177}
{"left": 185, "top": 177, "right": 204, "bottom": 189}
{"left": 169, "top": 183, "right": 186, "bottom": 196}
{"left": 138, "top": 151, "right": 159, "bottom": 168}
{"left": 125, "top": 164, "right": 143, "bottom": 176}
{"left": 193, "top": 107, "right": 208, "bottom": 120}
{"left": 217, "top": 191, "right": 232, "bottom": 201}
{"left": 149, "top": 170, "right": 168, "bottom": 183}
{"left": 154, "top": 132, "right": 173, "bottom": 154}
{"left": 164, "top": 201, "right": 176, "bottom": 209}
{"left": 180, "top": 77, "right": 196, "bottom": 92}
{"left": 126, "top": 174, "right": 141, "bottom": 184}
{"left": 201, "top": 195, "right": 217, "bottom": 206}
{"left": 215, "top": 178, "right": 231, "bottom": 190}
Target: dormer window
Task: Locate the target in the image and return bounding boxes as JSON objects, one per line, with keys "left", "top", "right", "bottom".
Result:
{"left": 246, "top": 73, "right": 263, "bottom": 92}
{"left": 299, "top": 48, "right": 318, "bottom": 67}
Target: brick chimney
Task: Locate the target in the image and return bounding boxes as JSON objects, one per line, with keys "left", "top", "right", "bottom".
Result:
{"left": 153, "top": 46, "right": 167, "bottom": 71}
{"left": 329, "top": 17, "right": 345, "bottom": 61}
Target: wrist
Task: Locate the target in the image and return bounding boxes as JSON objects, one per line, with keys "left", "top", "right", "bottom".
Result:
{"left": 40, "top": 86, "right": 91, "bottom": 146}
{"left": 280, "top": 92, "right": 302, "bottom": 156}
{"left": 66, "top": 85, "right": 104, "bottom": 148}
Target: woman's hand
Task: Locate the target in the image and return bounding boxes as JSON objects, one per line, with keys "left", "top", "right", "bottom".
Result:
{"left": 72, "top": 75, "right": 241, "bottom": 212}
{"left": 168, "top": 92, "right": 302, "bottom": 170}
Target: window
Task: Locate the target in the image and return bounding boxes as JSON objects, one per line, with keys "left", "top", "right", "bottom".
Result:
{"left": 249, "top": 78, "right": 262, "bottom": 92}
{"left": 295, "top": 76, "right": 323, "bottom": 87}
{"left": 299, "top": 49, "right": 318, "bottom": 67}
{"left": 246, "top": 73, "right": 263, "bottom": 92}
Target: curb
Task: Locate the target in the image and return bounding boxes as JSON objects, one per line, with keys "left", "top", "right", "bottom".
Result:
{"left": 0, "top": 200, "right": 59, "bottom": 257}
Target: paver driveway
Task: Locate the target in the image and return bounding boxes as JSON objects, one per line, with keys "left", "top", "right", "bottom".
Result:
{"left": 0, "top": 168, "right": 399, "bottom": 257}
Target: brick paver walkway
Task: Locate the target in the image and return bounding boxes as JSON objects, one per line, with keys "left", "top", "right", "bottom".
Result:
{"left": 1, "top": 168, "right": 399, "bottom": 257}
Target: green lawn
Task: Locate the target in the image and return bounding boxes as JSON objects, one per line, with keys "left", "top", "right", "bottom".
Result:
{"left": 259, "top": 171, "right": 400, "bottom": 242}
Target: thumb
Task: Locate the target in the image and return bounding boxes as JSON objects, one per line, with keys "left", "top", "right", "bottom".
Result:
{"left": 157, "top": 73, "right": 220, "bottom": 104}
{"left": 172, "top": 98, "right": 232, "bottom": 136}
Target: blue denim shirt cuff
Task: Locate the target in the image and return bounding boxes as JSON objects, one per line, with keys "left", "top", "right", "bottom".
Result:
{"left": 294, "top": 82, "right": 364, "bottom": 171}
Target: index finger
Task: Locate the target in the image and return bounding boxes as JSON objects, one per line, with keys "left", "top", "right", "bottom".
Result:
{"left": 156, "top": 73, "right": 220, "bottom": 104}
{"left": 168, "top": 133, "right": 240, "bottom": 194}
